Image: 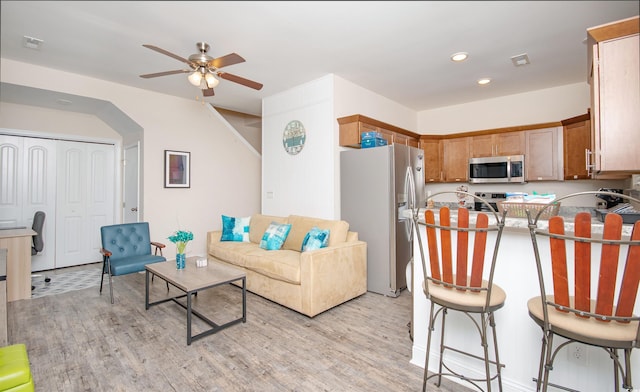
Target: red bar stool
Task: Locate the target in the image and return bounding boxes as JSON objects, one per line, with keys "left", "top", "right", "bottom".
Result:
{"left": 527, "top": 191, "right": 640, "bottom": 392}
{"left": 414, "top": 191, "right": 507, "bottom": 392}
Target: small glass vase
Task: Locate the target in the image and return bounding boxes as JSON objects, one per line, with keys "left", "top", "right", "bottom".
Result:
{"left": 176, "top": 253, "right": 186, "bottom": 270}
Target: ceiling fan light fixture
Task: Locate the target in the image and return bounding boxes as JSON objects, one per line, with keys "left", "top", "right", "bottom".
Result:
{"left": 205, "top": 72, "right": 220, "bottom": 88}
{"left": 188, "top": 71, "right": 202, "bottom": 86}
{"left": 141, "top": 42, "right": 261, "bottom": 96}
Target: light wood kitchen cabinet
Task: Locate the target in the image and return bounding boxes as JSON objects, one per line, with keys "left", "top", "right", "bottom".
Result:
{"left": 587, "top": 16, "right": 640, "bottom": 175}
{"left": 337, "top": 114, "right": 420, "bottom": 148}
{"left": 392, "top": 132, "right": 420, "bottom": 148}
{"left": 442, "top": 137, "right": 470, "bottom": 182}
{"left": 526, "top": 126, "right": 563, "bottom": 181}
{"left": 470, "top": 131, "right": 525, "bottom": 157}
{"left": 562, "top": 112, "right": 591, "bottom": 180}
{"left": 421, "top": 137, "right": 442, "bottom": 183}
{"left": 374, "top": 126, "right": 394, "bottom": 145}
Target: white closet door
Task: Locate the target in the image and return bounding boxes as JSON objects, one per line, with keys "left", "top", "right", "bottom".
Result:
{"left": 86, "top": 143, "right": 115, "bottom": 262}
{"left": 0, "top": 135, "right": 57, "bottom": 271}
{"left": 56, "top": 141, "right": 114, "bottom": 268}
{"left": 22, "top": 137, "right": 57, "bottom": 272}
{"left": 0, "top": 135, "right": 24, "bottom": 228}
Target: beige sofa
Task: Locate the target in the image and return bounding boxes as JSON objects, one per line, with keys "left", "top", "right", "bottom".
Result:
{"left": 207, "top": 214, "right": 367, "bottom": 317}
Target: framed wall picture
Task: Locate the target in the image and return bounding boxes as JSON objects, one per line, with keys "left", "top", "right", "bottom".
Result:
{"left": 164, "top": 150, "right": 190, "bottom": 188}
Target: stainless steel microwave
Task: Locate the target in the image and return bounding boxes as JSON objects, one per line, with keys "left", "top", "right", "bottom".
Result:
{"left": 469, "top": 155, "right": 525, "bottom": 184}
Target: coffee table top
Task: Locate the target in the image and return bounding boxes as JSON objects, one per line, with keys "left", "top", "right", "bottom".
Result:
{"left": 145, "top": 257, "right": 245, "bottom": 292}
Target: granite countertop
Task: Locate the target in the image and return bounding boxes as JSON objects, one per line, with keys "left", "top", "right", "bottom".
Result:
{"left": 405, "top": 204, "right": 635, "bottom": 237}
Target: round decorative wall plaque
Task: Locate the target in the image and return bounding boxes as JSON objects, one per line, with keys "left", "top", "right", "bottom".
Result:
{"left": 282, "top": 120, "right": 306, "bottom": 155}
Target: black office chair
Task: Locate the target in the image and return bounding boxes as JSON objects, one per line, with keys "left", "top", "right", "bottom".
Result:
{"left": 31, "top": 211, "right": 50, "bottom": 290}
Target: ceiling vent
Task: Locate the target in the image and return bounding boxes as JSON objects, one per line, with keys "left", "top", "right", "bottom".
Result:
{"left": 511, "top": 53, "right": 530, "bottom": 67}
{"left": 23, "top": 36, "right": 44, "bottom": 50}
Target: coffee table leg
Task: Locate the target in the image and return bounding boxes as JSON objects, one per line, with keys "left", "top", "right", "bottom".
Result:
{"left": 145, "top": 270, "right": 150, "bottom": 310}
{"left": 242, "top": 277, "right": 247, "bottom": 322}
{"left": 187, "top": 291, "right": 192, "bottom": 345}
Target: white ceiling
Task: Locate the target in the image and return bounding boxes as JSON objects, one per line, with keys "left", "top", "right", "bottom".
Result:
{"left": 1, "top": 1, "right": 638, "bottom": 117}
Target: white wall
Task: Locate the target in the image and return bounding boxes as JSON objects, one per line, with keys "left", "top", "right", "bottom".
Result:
{"left": 1, "top": 58, "right": 261, "bottom": 259}
{"left": 334, "top": 76, "right": 417, "bottom": 132}
{"left": 261, "top": 74, "right": 418, "bottom": 219}
{"left": 262, "top": 75, "right": 335, "bottom": 219}
{"left": 0, "top": 101, "right": 121, "bottom": 139}
{"left": 418, "top": 82, "right": 590, "bottom": 133}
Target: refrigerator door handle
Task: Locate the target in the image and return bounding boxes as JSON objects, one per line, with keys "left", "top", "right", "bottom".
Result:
{"left": 405, "top": 166, "right": 416, "bottom": 238}
{"left": 405, "top": 166, "right": 416, "bottom": 212}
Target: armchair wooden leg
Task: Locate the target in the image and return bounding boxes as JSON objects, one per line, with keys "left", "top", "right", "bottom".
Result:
{"left": 100, "top": 256, "right": 107, "bottom": 294}
{"left": 151, "top": 273, "right": 170, "bottom": 291}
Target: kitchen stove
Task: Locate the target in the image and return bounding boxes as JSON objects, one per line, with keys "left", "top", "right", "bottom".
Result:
{"left": 474, "top": 192, "right": 507, "bottom": 211}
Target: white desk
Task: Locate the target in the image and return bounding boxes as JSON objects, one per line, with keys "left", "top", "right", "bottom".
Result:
{"left": 0, "top": 229, "right": 36, "bottom": 302}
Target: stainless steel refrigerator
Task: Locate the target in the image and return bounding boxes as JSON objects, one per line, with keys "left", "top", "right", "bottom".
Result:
{"left": 340, "top": 144, "right": 425, "bottom": 297}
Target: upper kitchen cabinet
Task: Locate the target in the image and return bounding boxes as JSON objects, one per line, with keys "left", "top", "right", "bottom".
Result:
{"left": 337, "top": 114, "right": 419, "bottom": 148}
{"left": 442, "top": 136, "right": 470, "bottom": 182}
{"left": 562, "top": 112, "right": 591, "bottom": 180}
{"left": 391, "top": 132, "right": 420, "bottom": 148}
{"left": 470, "top": 131, "right": 525, "bottom": 158}
{"left": 587, "top": 16, "right": 640, "bottom": 175}
{"left": 421, "top": 136, "right": 442, "bottom": 183}
{"left": 526, "top": 126, "right": 563, "bottom": 181}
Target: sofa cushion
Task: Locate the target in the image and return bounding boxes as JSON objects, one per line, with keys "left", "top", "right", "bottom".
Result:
{"left": 220, "top": 215, "right": 251, "bottom": 242}
{"left": 259, "top": 222, "right": 292, "bottom": 251}
{"left": 283, "top": 215, "right": 349, "bottom": 251}
{"left": 244, "top": 248, "right": 301, "bottom": 284}
{"left": 301, "top": 227, "right": 330, "bottom": 252}
{"left": 209, "top": 240, "right": 259, "bottom": 268}
{"left": 249, "top": 214, "right": 288, "bottom": 244}
{"left": 109, "top": 254, "right": 165, "bottom": 276}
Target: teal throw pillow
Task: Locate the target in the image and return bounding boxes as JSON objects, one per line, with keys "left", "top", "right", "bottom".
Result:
{"left": 301, "top": 227, "right": 330, "bottom": 252}
{"left": 259, "top": 222, "right": 292, "bottom": 251}
{"left": 221, "top": 215, "right": 251, "bottom": 242}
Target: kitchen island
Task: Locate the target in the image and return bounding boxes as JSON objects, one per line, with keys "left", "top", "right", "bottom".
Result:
{"left": 409, "top": 207, "right": 639, "bottom": 392}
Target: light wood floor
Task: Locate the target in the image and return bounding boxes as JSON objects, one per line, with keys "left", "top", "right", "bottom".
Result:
{"left": 9, "top": 263, "right": 471, "bottom": 392}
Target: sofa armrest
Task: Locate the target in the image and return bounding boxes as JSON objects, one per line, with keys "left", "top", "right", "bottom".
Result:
{"left": 299, "top": 240, "right": 367, "bottom": 317}
{"left": 207, "top": 231, "right": 222, "bottom": 252}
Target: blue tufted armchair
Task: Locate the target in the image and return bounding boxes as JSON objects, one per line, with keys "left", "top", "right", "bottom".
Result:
{"left": 100, "top": 222, "right": 166, "bottom": 303}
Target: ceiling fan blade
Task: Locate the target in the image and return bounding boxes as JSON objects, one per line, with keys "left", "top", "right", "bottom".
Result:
{"left": 142, "top": 44, "right": 191, "bottom": 65}
{"left": 202, "top": 88, "right": 215, "bottom": 97}
{"left": 210, "top": 53, "right": 245, "bottom": 69}
{"left": 218, "top": 72, "right": 263, "bottom": 90}
{"left": 139, "top": 69, "right": 190, "bottom": 79}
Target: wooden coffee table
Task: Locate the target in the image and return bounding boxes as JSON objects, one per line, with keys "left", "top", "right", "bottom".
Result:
{"left": 145, "top": 257, "right": 246, "bottom": 345}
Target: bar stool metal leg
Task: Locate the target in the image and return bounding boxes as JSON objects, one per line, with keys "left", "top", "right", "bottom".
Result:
{"left": 422, "top": 301, "right": 436, "bottom": 392}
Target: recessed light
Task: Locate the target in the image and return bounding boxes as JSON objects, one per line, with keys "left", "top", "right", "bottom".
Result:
{"left": 450, "top": 52, "right": 468, "bottom": 62}
{"left": 56, "top": 99, "right": 72, "bottom": 106}
{"left": 477, "top": 78, "right": 491, "bottom": 85}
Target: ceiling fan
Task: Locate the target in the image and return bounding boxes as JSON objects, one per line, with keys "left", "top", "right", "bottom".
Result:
{"left": 139, "top": 42, "right": 263, "bottom": 97}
